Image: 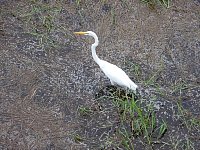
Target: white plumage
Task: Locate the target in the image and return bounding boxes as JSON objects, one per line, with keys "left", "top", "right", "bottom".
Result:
{"left": 74, "top": 31, "right": 138, "bottom": 91}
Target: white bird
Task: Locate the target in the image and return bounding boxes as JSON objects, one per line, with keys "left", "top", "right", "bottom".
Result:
{"left": 74, "top": 31, "right": 138, "bottom": 91}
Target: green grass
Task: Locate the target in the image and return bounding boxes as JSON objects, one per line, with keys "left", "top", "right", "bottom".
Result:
{"left": 171, "top": 80, "right": 188, "bottom": 94}
{"left": 73, "top": 134, "right": 84, "bottom": 143}
{"left": 157, "top": 120, "right": 167, "bottom": 139}
{"left": 118, "top": 127, "right": 135, "bottom": 150}
{"left": 168, "top": 134, "right": 195, "bottom": 150}
{"left": 78, "top": 106, "right": 93, "bottom": 116}
{"left": 144, "top": 63, "right": 164, "bottom": 87}
{"left": 183, "top": 137, "right": 195, "bottom": 150}
{"left": 109, "top": 91, "right": 168, "bottom": 147}
{"left": 130, "top": 63, "right": 142, "bottom": 82}
{"left": 15, "top": 1, "right": 62, "bottom": 48}
{"left": 141, "top": 0, "right": 170, "bottom": 8}
{"left": 107, "top": 89, "right": 198, "bottom": 149}
{"left": 111, "top": 7, "right": 117, "bottom": 26}
{"left": 76, "top": 0, "right": 81, "bottom": 6}
{"left": 176, "top": 101, "right": 200, "bottom": 131}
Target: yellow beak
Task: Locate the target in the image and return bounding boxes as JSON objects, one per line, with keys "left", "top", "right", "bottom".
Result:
{"left": 74, "top": 31, "right": 87, "bottom": 35}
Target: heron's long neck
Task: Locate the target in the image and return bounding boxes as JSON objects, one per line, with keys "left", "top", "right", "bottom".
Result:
{"left": 91, "top": 35, "right": 101, "bottom": 65}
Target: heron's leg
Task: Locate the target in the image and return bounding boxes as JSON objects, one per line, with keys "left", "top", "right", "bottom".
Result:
{"left": 110, "top": 80, "right": 114, "bottom": 85}
{"left": 125, "top": 88, "right": 128, "bottom": 99}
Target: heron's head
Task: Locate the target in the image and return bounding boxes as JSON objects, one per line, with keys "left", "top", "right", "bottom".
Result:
{"left": 74, "top": 31, "right": 97, "bottom": 37}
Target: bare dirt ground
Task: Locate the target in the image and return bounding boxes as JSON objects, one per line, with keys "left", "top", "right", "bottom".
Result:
{"left": 0, "top": 0, "right": 200, "bottom": 149}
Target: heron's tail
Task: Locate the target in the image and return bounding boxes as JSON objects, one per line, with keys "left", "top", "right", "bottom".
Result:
{"left": 130, "top": 81, "right": 138, "bottom": 91}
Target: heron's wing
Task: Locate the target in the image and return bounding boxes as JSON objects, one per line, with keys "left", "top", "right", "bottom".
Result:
{"left": 99, "top": 60, "right": 131, "bottom": 86}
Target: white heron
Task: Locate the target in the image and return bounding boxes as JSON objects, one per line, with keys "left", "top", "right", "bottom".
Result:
{"left": 74, "top": 31, "right": 138, "bottom": 92}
